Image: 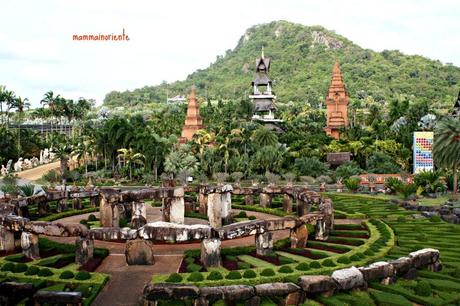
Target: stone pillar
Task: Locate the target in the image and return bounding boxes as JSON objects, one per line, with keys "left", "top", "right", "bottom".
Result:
{"left": 255, "top": 232, "right": 273, "bottom": 256}
{"left": 198, "top": 190, "right": 208, "bottom": 215}
{"left": 90, "top": 196, "right": 99, "bottom": 208}
{"left": 207, "top": 185, "right": 233, "bottom": 228}
{"left": 162, "top": 187, "right": 185, "bottom": 224}
{"left": 259, "top": 193, "right": 272, "bottom": 208}
{"left": 57, "top": 199, "right": 68, "bottom": 212}
{"left": 296, "top": 199, "right": 308, "bottom": 216}
{"left": 290, "top": 225, "right": 308, "bottom": 248}
{"left": 201, "top": 238, "right": 221, "bottom": 268}
{"left": 221, "top": 190, "right": 232, "bottom": 225}
{"left": 38, "top": 201, "right": 49, "bottom": 216}
{"left": 125, "top": 239, "right": 155, "bottom": 265}
{"left": 207, "top": 193, "right": 222, "bottom": 228}
{"left": 72, "top": 198, "right": 82, "bottom": 210}
{"left": 131, "top": 201, "right": 147, "bottom": 229}
{"left": 315, "top": 219, "right": 328, "bottom": 241}
{"left": 244, "top": 194, "right": 254, "bottom": 205}
{"left": 100, "top": 196, "right": 119, "bottom": 227}
{"left": 0, "top": 226, "right": 15, "bottom": 252}
{"left": 75, "top": 237, "right": 94, "bottom": 266}
{"left": 21, "top": 232, "right": 40, "bottom": 259}
{"left": 283, "top": 194, "right": 293, "bottom": 213}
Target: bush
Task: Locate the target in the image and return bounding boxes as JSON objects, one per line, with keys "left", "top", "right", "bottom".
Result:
{"left": 337, "top": 256, "right": 351, "bottom": 264}
{"left": 385, "top": 177, "right": 403, "bottom": 194}
{"left": 396, "top": 216, "right": 406, "bottom": 222}
{"left": 396, "top": 183, "right": 418, "bottom": 199}
{"left": 243, "top": 270, "right": 257, "bottom": 279}
{"left": 349, "top": 255, "right": 361, "bottom": 262}
{"left": 322, "top": 259, "right": 336, "bottom": 267}
{"left": 185, "top": 257, "right": 195, "bottom": 264}
{"left": 310, "top": 261, "right": 321, "bottom": 269}
{"left": 335, "top": 161, "right": 362, "bottom": 180}
{"left": 1, "top": 262, "right": 15, "bottom": 272}
{"left": 295, "top": 262, "right": 310, "bottom": 271}
{"left": 415, "top": 280, "right": 432, "bottom": 297}
{"left": 368, "top": 153, "right": 401, "bottom": 174}
{"left": 260, "top": 268, "right": 276, "bottom": 277}
{"left": 429, "top": 215, "right": 441, "bottom": 222}
{"left": 226, "top": 271, "right": 242, "bottom": 279}
{"left": 59, "top": 270, "right": 75, "bottom": 279}
{"left": 187, "top": 272, "right": 204, "bottom": 282}
{"left": 88, "top": 214, "right": 97, "bottom": 222}
{"left": 207, "top": 271, "right": 223, "bottom": 280}
{"left": 25, "top": 265, "right": 40, "bottom": 276}
{"left": 165, "top": 273, "right": 183, "bottom": 283}
{"left": 37, "top": 268, "right": 53, "bottom": 277}
{"left": 278, "top": 266, "right": 293, "bottom": 274}
{"left": 237, "top": 262, "right": 251, "bottom": 270}
{"left": 294, "top": 157, "right": 330, "bottom": 178}
{"left": 344, "top": 177, "right": 361, "bottom": 193}
{"left": 186, "top": 263, "right": 202, "bottom": 273}
{"left": 248, "top": 216, "right": 257, "bottom": 220}
{"left": 236, "top": 211, "right": 247, "bottom": 218}
{"left": 75, "top": 271, "right": 91, "bottom": 280}
{"left": 13, "top": 263, "right": 28, "bottom": 273}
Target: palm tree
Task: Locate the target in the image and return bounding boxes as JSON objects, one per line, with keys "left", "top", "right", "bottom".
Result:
{"left": 117, "top": 148, "right": 145, "bottom": 181}
{"left": 41, "top": 91, "right": 60, "bottom": 131}
{"left": 164, "top": 146, "right": 198, "bottom": 179}
{"left": 433, "top": 118, "right": 460, "bottom": 198}
{"left": 251, "top": 126, "right": 278, "bottom": 147}
{"left": 72, "top": 136, "right": 94, "bottom": 176}
{"left": 13, "top": 96, "right": 30, "bottom": 159}
{"left": 50, "top": 133, "right": 73, "bottom": 185}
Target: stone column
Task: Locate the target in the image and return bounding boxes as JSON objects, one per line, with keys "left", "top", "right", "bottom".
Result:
{"left": 162, "top": 187, "right": 185, "bottom": 224}
{"left": 255, "top": 232, "right": 273, "bottom": 256}
{"left": 283, "top": 194, "right": 293, "bottom": 213}
{"left": 244, "top": 194, "right": 254, "bottom": 205}
{"left": 201, "top": 238, "right": 221, "bottom": 268}
{"left": 296, "top": 199, "right": 308, "bottom": 216}
{"left": 38, "top": 201, "right": 49, "bottom": 216}
{"left": 100, "top": 194, "right": 120, "bottom": 228}
{"left": 90, "top": 196, "right": 99, "bottom": 208}
{"left": 259, "top": 193, "right": 272, "bottom": 208}
{"left": 207, "top": 193, "right": 222, "bottom": 228}
{"left": 72, "top": 198, "right": 82, "bottom": 210}
{"left": 207, "top": 185, "right": 233, "bottom": 228}
{"left": 221, "top": 190, "right": 232, "bottom": 225}
{"left": 21, "top": 232, "right": 40, "bottom": 259}
{"left": 125, "top": 239, "right": 155, "bottom": 265}
{"left": 315, "top": 219, "right": 329, "bottom": 241}
{"left": 75, "top": 237, "right": 94, "bottom": 266}
{"left": 290, "top": 225, "right": 308, "bottom": 248}
{"left": 198, "top": 189, "right": 208, "bottom": 215}
{"left": 57, "top": 199, "right": 68, "bottom": 212}
{"left": 0, "top": 226, "right": 15, "bottom": 252}
{"left": 131, "top": 201, "right": 147, "bottom": 229}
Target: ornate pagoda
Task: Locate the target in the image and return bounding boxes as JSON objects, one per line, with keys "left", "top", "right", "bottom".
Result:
{"left": 249, "top": 48, "right": 283, "bottom": 131}
{"left": 179, "top": 86, "right": 203, "bottom": 144}
{"left": 451, "top": 91, "right": 460, "bottom": 118}
{"left": 324, "top": 62, "right": 349, "bottom": 139}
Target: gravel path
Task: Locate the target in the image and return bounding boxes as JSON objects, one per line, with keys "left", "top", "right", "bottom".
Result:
{"left": 15, "top": 161, "right": 60, "bottom": 182}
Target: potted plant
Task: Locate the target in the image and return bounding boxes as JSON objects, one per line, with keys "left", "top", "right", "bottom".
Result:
{"left": 368, "top": 175, "right": 376, "bottom": 193}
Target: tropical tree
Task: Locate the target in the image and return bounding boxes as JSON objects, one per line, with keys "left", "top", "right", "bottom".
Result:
{"left": 117, "top": 148, "right": 145, "bottom": 181}
{"left": 49, "top": 133, "right": 73, "bottom": 185}
{"left": 433, "top": 118, "right": 460, "bottom": 197}
{"left": 251, "top": 126, "right": 278, "bottom": 147}
{"left": 164, "top": 145, "right": 198, "bottom": 179}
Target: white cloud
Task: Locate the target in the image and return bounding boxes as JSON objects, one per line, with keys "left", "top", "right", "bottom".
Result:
{"left": 0, "top": 0, "right": 459, "bottom": 107}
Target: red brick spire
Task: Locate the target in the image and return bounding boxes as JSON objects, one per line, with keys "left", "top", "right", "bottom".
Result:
{"left": 179, "top": 86, "right": 204, "bottom": 143}
{"left": 324, "top": 62, "right": 349, "bottom": 139}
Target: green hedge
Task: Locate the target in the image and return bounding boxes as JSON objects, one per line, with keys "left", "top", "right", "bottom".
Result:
{"left": 37, "top": 207, "right": 98, "bottom": 222}
{"left": 232, "top": 204, "right": 292, "bottom": 217}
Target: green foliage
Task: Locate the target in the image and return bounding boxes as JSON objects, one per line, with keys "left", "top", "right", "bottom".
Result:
{"left": 235, "top": 211, "right": 247, "bottom": 218}
{"left": 278, "top": 266, "right": 293, "bottom": 274}
{"left": 395, "top": 183, "right": 418, "bottom": 199}
{"left": 225, "top": 271, "right": 242, "bottom": 279}
{"left": 335, "top": 161, "right": 362, "bottom": 180}
{"left": 310, "top": 261, "right": 321, "bottom": 269}
{"left": 25, "top": 265, "right": 40, "bottom": 276}
{"left": 260, "top": 268, "right": 276, "bottom": 277}
{"left": 165, "top": 273, "right": 183, "bottom": 283}
{"left": 294, "top": 157, "right": 329, "bottom": 178}
{"left": 367, "top": 152, "right": 401, "bottom": 174}
{"left": 75, "top": 271, "right": 92, "bottom": 280}
{"left": 429, "top": 215, "right": 442, "bottom": 222}
{"left": 243, "top": 269, "right": 257, "bottom": 279}
{"left": 337, "top": 256, "right": 351, "bottom": 264}
{"left": 186, "top": 263, "right": 202, "bottom": 273}
{"left": 344, "top": 177, "right": 361, "bottom": 192}
{"left": 1, "top": 262, "right": 15, "bottom": 272}
{"left": 13, "top": 263, "right": 28, "bottom": 273}
{"left": 59, "top": 270, "right": 75, "bottom": 279}
{"left": 415, "top": 280, "right": 432, "bottom": 297}
{"left": 207, "top": 271, "right": 223, "bottom": 280}
{"left": 237, "top": 262, "right": 251, "bottom": 270}
{"left": 295, "top": 262, "right": 310, "bottom": 271}
{"left": 385, "top": 177, "right": 403, "bottom": 194}
{"left": 88, "top": 214, "right": 97, "bottom": 222}
{"left": 322, "top": 259, "right": 336, "bottom": 267}
{"left": 187, "top": 271, "right": 204, "bottom": 282}
{"left": 37, "top": 268, "right": 53, "bottom": 277}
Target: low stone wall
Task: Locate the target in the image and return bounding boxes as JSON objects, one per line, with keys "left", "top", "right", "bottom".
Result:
{"left": 143, "top": 248, "right": 442, "bottom": 306}
{"left": 391, "top": 198, "right": 460, "bottom": 224}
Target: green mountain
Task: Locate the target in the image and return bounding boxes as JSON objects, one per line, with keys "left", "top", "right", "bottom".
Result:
{"left": 103, "top": 20, "right": 460, "bottom": 109}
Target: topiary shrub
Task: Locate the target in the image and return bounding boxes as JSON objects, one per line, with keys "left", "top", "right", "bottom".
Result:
{"left": 278, "top": 266, "right": 293, "bottom": 274}
{"left": 364, "top": 249, "right": 375, "bottom": 256}
{"left": 88, "top": 214, "right": 97, "bottom": 222}
{"left": 415, "top": 280, "right": 432, "bottom": 297}
{"left": 1, "top": 262, "right": 15, "bottom": 272}
{"left": 185, "top": 257, "right": 195, "bottom": 264}
{"left": 25, "top": 265, "right": 40, "bottom": 276}
{"left": 186, "top": 263, "right": 202, "bottom": 273}
{"left": 349, "top": 255, "right": 361, "bottom": 262}
{"left": 59, "top": 270, "right": 75, "bottom": 279}
{"left": 260, "top": 268, "right": 275, "bottom": 277}
{"left": 355, "top": 252, "right": 366, "bottom": 259}
{"left": 295, "top": 262, "right": 310, "bottom": 271}
{"left": 187, "top": 272, "right": 204, "bottom": 282}
{"left": 75, "top": 271, "right": 91, "bottom": 280}
{"left": 165, "top": 273, "right": 183, "bottom": 283}
{"left": 310, "top": 261, "right": 321, "bottom": 269}
{"left": 236, "top": 211, "right": 247, "bottom": 218}
{"left": 396, "top": 216, "right": 406, "bottom": 222}
{"left": 226, "top": 271, "right": 242, "bottom": 280}
{"left": 13, "top": 263, "right": 28, "bottom": 273}
{"left": 207, "top": 271, "right": 223, "bottom": 280}
{"left": 38, "top": 268, "right": 53, "bottom": 277}
{"left": 243, "top": 270, "right": 257, "bottom": 279}
{"left": 337, "top": 256, "right": 351, "bottom": 264}
{"left": 322, "top": 259, "right": 336, "bottom": 267}
{"left": 248, "top": 216, "right": 257, "bottom": 220}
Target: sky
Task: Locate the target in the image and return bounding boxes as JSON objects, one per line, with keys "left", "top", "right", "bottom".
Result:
{"left": 1, "top": 0, "right": 459, "bottom": 107}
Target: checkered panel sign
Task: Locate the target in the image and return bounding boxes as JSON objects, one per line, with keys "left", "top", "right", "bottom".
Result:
{"left": 413, "top": 132, "right": 434, "bottom": 174}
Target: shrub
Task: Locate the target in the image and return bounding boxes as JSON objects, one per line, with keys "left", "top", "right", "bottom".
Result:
{"left": 226, "top": 271, "right": 242, "bottom": 279}
{"left": 59, "top": 270, "right": 75, "bottom": 279}
{"left": 185, "top": 257, "right": 195, "bottom": 264}
{"left": 88, "top": 214, "right": 97, "bottom": 222}
{"left": 25, "top": 265, "right": 40, "bottom": 275}
{"left": 260, "top": 268, "right": 276, "bottom": 277}
{"left": 207, "top": 271, "right": 223, "bottom": 280}
{"left": 335, "top": 161, "right": 362, "bottom": 180}
{"left": 165, "top": 273, "right": 183, "bottom": 283}
{"left": 278, "top": 266, "right": 293, "bottom": 274}
{"left": 364, "top": 249, "right": 375, "bottom": 256}
{"left": 396, "top": 183, "right": 418, "bottom": 199}
{"left": 355, "top": 252, "right": 366, "bottom": 259}
{"left": 248, "top": 216, "right": 257, "bottom": 220}
{"left": 75, "top": 271, "right": 91, "bottom": 280}
{"left": 415, "top": 280, "right": 432, "bottom": 297}
{"left": 385, "top": 177, "right": 403, "bottom": 194}
{"left": 187, "top": 271, "right": 204, "bottom": 282}
{"left": 186, "top": 263, "right": 202, "bottom": 273}
{"left": 294, "top": 157, "right": 330, "bottom": 178}
{"left": 1, "top": 262, "right": 15, "bottom": 272}
{"left": 429, "top": 215, "right": 441, "bottom": 222}
{"left": 295, "top": 262, "right": 310, "bottom": 271}
{"left": 322, "top": 259, "right": 336, "bottom": 267}
{"left": 337, "top": 256, "right": 351, "bottom": 264}
{"left": 367, "top": 153, "right": 401, "bottom": 174}
{"left": 237, "top": 262, "right": 251, "bottom": 270}
{"left": 38, "top": 268, "right": 53, "bottom": 277}
{"left": 236, "top": 211, "right": 247, "bottom": 218}
{"left": 243, "top": 270, "right": 257, "bottom": 279}
{"left": 349, "top": 255, "right": 361, "bottom": 262}
{"left": 310, "top": 261, "right": 321, "bottom": 269}
{"left": 119, "top": 218, "right": 129, "bottom": 228}
{"left": 13, "top": 263, "right": 28, "bottom": 273}
{"left": 396, "top": 216, "right": 406, "bottom": 222}
{"left": 344, "top": 177, "right": 361, "bottom": 193}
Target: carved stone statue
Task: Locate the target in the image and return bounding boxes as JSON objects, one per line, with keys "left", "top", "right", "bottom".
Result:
{"left": 6, "top": 160, "right": 13, "bottom": 172}
{"left": 14, "top": 158, "right": 24, "bottom": 172}
{"left": 1, "top": 165, "right": 8, "bottom": 176}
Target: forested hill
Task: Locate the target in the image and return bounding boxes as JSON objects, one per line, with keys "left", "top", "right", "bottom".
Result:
{"left": 103, "top": 20, "right": 460, "bottom": 109}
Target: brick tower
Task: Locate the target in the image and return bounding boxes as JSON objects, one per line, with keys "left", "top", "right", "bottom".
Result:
{"left": 324, "top": 62, "right": 349, "bottom": 139}
{"left": 179, "top": 86, "right": 203, "bottom": 144}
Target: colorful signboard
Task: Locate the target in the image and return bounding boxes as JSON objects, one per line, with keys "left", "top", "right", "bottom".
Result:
{"left": 413, "top": 132, "right": 434, "bottom": 174}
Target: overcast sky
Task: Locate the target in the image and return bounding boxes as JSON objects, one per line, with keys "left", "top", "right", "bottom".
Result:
{"left": 1, "top": 0, "right": 459, "bottom": 107}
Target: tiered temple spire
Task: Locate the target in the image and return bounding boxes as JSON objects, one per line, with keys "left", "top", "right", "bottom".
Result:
{"left": 179, "top": 86, "right": 203, "bottom": 144}
{"left": 324, "top": 62, "right": 349, "bottom": 139}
